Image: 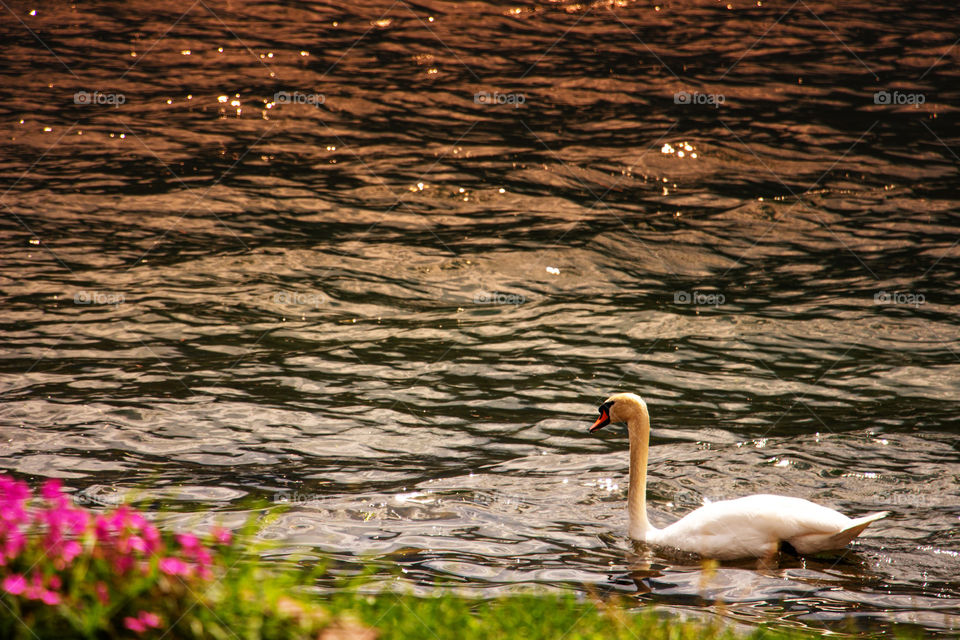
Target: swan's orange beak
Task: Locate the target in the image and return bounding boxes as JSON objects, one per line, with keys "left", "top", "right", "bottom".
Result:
{"left": 589, "top": 401, "right": 614, "bottom": 432}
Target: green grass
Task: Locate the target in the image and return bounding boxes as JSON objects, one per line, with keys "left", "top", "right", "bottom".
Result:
{"left": 326, "top": 590, "right": 809, "bottom": 640}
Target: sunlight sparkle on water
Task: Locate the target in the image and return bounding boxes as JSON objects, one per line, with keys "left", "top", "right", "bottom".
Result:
{"left": 662, "top": 141, "right": 698, "bottom": 159}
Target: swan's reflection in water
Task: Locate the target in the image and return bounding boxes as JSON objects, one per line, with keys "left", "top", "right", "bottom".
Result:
{"left": 616, "top": 540, "right": 938, "bottom": 634}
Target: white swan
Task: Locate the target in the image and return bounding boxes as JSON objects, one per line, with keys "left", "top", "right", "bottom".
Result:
{"left": 589, "top": 392, "right": 888, "bottom": 561}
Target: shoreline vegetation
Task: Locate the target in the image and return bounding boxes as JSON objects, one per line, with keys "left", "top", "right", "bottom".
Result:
{"left": 0, "top": 475, "right": 911, "bottom": 639}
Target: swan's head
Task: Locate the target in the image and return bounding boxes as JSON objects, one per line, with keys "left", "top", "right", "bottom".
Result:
{"left": 589, "top": 392, "right": 648, "bottom": 433}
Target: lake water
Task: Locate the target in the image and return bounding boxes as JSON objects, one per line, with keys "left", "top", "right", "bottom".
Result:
{"left": 1, "top": 0, "right": 958, "bottom": 636}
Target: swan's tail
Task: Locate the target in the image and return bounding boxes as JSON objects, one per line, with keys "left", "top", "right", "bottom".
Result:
{"left": 789, "top": 511, "right": 889, "bottom": 554}
{"left": 824, "top": 511, "right": 889, "bottom": 549}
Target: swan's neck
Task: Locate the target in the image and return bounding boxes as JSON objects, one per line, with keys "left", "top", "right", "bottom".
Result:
{"left": 627, "top": 409, "right": 654, "bottom": 540}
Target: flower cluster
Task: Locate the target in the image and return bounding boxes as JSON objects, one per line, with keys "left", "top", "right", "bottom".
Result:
{"left": 0, "top": 474, "right": 232, "bottom": 636}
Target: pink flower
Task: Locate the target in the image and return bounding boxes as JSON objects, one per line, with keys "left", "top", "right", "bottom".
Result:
{"left": 94, "top": 514, "right": 112, "bottom": 541}
{"left": 65, "top": 508, "right": 89, "bottom": 535}
{"left": 124, "top": 616, "right": 147, "bottom": 633}
{"left": 25, "top": 573, "right": 46, "bottom": 600}
{"left": 110, "top": 506, "right": 129, "bottom": 528}
{"left": 158, "top": 556, "right": 191, "bottom": 577}
{"left": 60, "top": 540, "right": 83, "bottom": 564}
{"left": 176, "top": 533, "right": 214, "bottom": 570}
{"left": 0, "top": 474, "right": 230, "bottom": 616}
{"left": 21, "top": 573, "right": 61, "bottom": 605}
{"left": 212, "top": 527, "right": 232, "bottom": 545}
{"left": 1, "top": 502, "right": 27, "bottom": 526}
{"left": 125, "top": 610, "right": 161, "bottom": 633}
{"left": 0, "top": 475, "right": 31, "bottom": 504}
{"left": 139, "top": 611, "right": 161, "bottom": 628}
{"left": 2, "top": 574, "right": 26, "bottom": 595}
{"left": 142, "top": 524, "right": 161, "bottom": 553}
{"left": 126, "top": 536, "right": 147, "bottom": 553}
{"left": 128, "top": 512, "right": 149, "bottom": 531}
{"left": 41, "top": 478, "right": 63, "bottom": 501}
{"left": 41, "top": 508, "right": 87, "bottom": 568}
{"left": 113, "top": 554, "right": 134, "bottom": 573}
{"left": 0, "top": 476, "right": 31, "bottom": 565}
{"left": 2, "top": 528, "right": 26, "bottom": 560}
{"left": 194, "top": 547, "right": 212, "bottom": 568}
{"left": 95, "top": 581, "right": 109, "bottom": 605}
{"left": 176, "top": 533, "right": 199, "bottom": 551}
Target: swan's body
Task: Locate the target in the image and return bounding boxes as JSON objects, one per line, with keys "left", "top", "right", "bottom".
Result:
{"left": 589, "top": 393, "right": 887, "bottom": 561}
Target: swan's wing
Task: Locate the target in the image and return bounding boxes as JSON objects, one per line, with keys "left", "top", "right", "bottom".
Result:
{"left": 653, "top": 494, "right": 862, "bottom": 559}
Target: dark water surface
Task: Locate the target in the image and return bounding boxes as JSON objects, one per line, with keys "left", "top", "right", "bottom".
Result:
{"left": 1, "top": 0, "right": 959, "bottom": 636}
